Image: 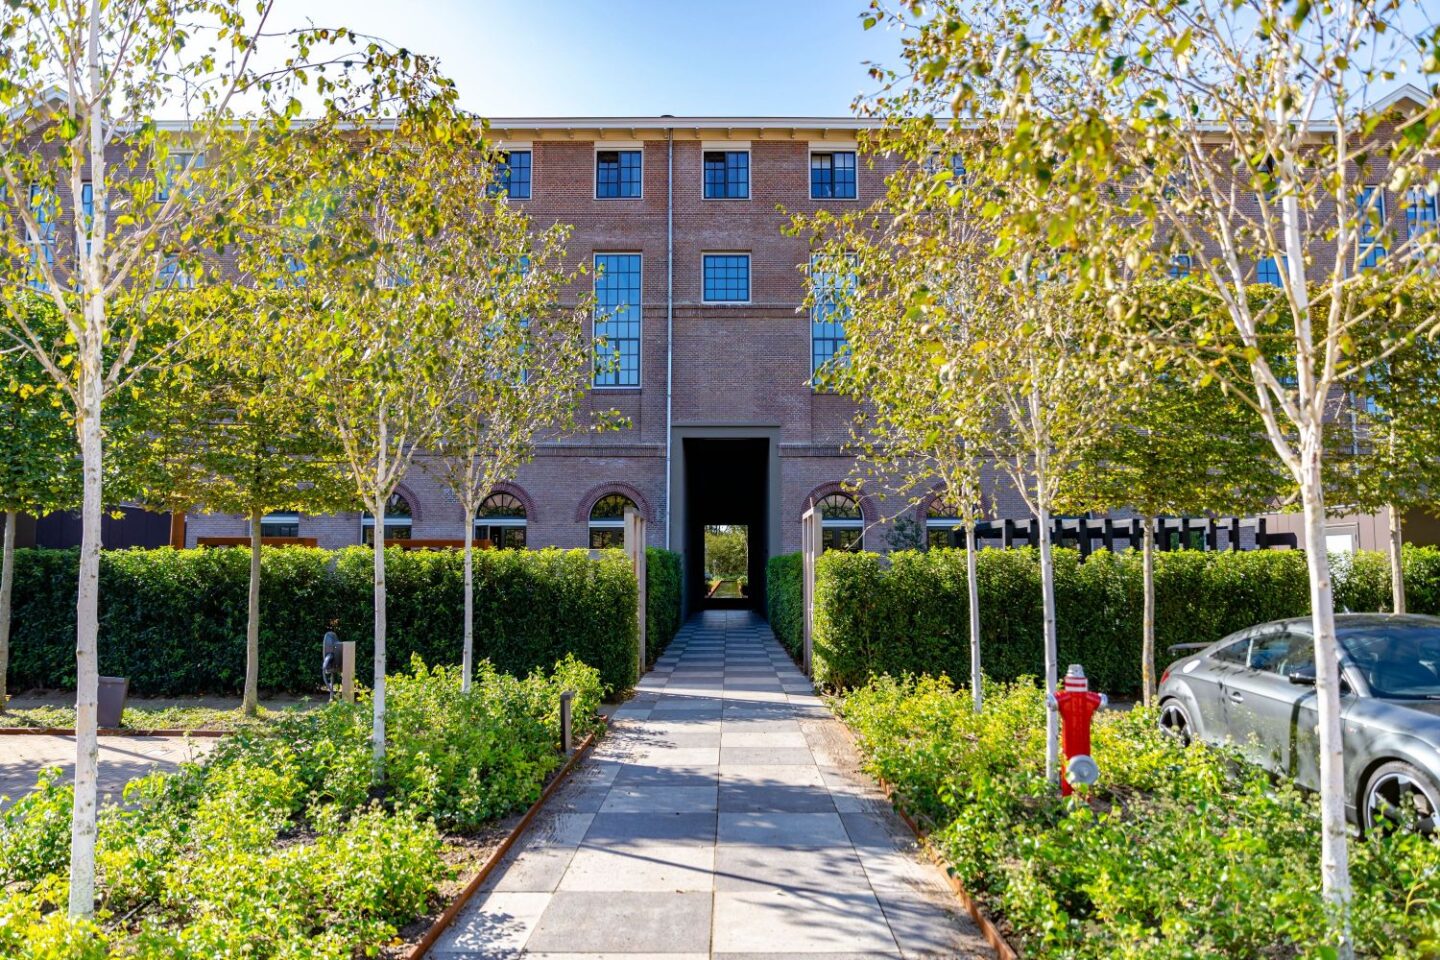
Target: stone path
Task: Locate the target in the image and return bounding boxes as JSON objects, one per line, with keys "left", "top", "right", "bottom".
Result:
{"left": 433, "top": 609, "right": 990, "bottom": 959}
{"left": 0, "top": 734, "right": 215, "bottom": 808}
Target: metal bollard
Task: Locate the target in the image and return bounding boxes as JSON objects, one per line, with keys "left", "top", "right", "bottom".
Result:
{"left": 559, "top": 689, "right": 575, "bottom": 753}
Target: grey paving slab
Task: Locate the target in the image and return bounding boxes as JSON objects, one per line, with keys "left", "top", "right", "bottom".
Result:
{"left": 437, "top": 610, "right": 989, "bottom": 958}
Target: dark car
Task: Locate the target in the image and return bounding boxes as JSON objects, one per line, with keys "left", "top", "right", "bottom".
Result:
{"left": 1157, "top": 613, "right": 1440, "bottom": 832}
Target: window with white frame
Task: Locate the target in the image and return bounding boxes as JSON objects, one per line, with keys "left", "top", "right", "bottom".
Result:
{"left": 1406, "top": 187, "right": 1438, "bottom": 242}
{"left": 260, "top": 512, "right": 300, "bottom": 538}
{"left": 1357, "top": 185, "right": 1387, "bottom": 270}
{"left": 589, "top": 493, "right": 635, "bottom": 549}
{"left": 596, "top": 149, "right": 642, "bottom": 198}
{"left": 702, "top": 253, "right": 750, "bottom": 302}
{"left": 476, "top": 492, "right": 527, "bottom": 549}
{"left": 26, "top": 185, "right": 56, "bottom": 290}
{"left": 157, "top": 150, "right": 205, "bottom": 202}
{"left": 817, "top": 493, "right": 862, "bottom": 552}
{"left": 593, "top": 253, "right": 642, "bottom": 387}
{"left": 361, "top": 492, "right": 413, "bottom": 544}
{"left": 810, "top": 150, "right": 857, "bottom": 199}
{"left": 491, "top": 150, "right": 532, "bottom": 200}
{"left": 703, "top": 150, "right": 749, "bottom": 199}
{"left": 810, "top": 255, "right": 854, "bottom": 377}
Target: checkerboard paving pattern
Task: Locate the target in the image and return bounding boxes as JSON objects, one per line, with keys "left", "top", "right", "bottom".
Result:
{"left": 431, "top": 609, "right": 991, "bottom": 959}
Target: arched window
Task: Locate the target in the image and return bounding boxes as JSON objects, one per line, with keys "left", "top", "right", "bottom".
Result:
{"left": 589, "top": 493, "right": 634, "bottom": 549}
{"left": 360, "top": 492, "right": 412, "bottom": 545}
{"left": 817, "top": 492, "right": 862, "bottom": 552}
{"left": 476, "top": 492, "right": 527, "bottom": 549}
{"left": 926, "top": 501, "right": 961, "bottom": 550}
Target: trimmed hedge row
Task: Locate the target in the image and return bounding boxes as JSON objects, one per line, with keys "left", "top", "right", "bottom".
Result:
{"left": 768, "top": 545, "right": 1439, "bottom": 694}
{"left": 766, "top": 553, "right": 805, "bottom": 659}
{"left": 645, "top": 547, "right": 683, "bottom": 666}
{"left": 6, "top": 546, "right": 680, "bottom": 696}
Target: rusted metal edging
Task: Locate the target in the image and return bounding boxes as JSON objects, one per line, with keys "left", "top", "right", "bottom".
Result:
{"left": 407, "top": 730, "right": 598, "bottom": 960}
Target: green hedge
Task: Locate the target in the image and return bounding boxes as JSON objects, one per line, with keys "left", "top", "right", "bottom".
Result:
{"left": 773, "top": 545, "right": 1438, "bottom": 694}
{"left": 766, "top": 552, "right": 804, "bottom": 659}
{"left": 7, "top": 546, "right": 647, "bottom": 696}
{"left": 645, "top": 548, "right": 683, "bottom": 665}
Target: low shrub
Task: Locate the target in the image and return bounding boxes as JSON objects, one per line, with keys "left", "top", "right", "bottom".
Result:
{"left": 841, "top": 676, "right": 1440, "bottom": 958}
{"left": 0, "top": 653, "right": 603, "bottom": 958}
{"left": 782, "top": 544, "right": 1440, "bottom": 693}
{"left": 7, "top": 545, "right": 645, "bottom": 696}
{"left": 646, "top": 548, "right": 683, "bottom": 665}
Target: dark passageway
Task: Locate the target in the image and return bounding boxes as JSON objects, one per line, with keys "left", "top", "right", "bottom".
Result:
{"left": 683, "top": 438, "right": 769, "bottom": 612}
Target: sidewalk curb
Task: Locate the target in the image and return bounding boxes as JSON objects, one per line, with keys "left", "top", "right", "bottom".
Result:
{"left": 406, "top": 729, "right": 599, "bottom": 960}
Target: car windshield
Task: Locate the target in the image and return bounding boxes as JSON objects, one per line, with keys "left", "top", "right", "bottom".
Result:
{"left": 1339, "top": 626, "right": 1440, "bottom": 699}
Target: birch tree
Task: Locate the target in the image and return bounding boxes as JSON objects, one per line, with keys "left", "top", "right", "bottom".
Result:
{"left": 424, "top": 180, "right": 592, "bottom": 693}
{"left": 0, "top": 0, "right": 450, "bottom": 916}
{"left": 863, "top": 0, "right": 1440, "bottom": 942}
{"left": 1063, "top": 282, "right": 1288, "bottom": 705}
{"left": 794, "top": 120, "right": 1001, "bottom": 712}
{"left": 278, "top": 110, "right": 476, "bottom": 778}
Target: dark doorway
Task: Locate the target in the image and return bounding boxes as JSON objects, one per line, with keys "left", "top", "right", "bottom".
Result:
{"left": 684, "top": 438, "right": 768, "bottom": 611}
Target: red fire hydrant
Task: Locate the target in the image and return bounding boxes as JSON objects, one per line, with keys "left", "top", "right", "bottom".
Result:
{"left": 1048, "top": 664, "right": 1107, "bottom": 797}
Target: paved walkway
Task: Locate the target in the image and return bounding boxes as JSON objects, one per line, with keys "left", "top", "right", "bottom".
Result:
{"left": 0, "top": 734, "right": 215, "bottom": 808}
{"left": 433, "top": 609, "right": 990, "bottom": 959}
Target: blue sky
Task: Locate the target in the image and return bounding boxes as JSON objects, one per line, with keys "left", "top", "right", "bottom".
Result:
{"left": 267, "top": 0, "right": 901, "bottom": 117}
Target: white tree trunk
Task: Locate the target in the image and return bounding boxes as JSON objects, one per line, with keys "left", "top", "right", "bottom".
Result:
{"left": 1142, "top": 516, "right": 1157, "bottom": 708}
{"left": 1387, "top": 504, "right": 1406, "bottom": 615}
{"left": 243, "top": 508, "right": 262, "bottom": 717}
{"left": 1037, "top": 503, "right": 1059, "bottom": 784}
{"left": 1300, "top": 451, "right": 1354, "bottom": 955}
{"left": 0, "top": 509, "right": 15, "bottom": 713}
{"left": 462, "top": 504, "right": 474, "bottom": 694}
{"left": 69, "top": 347, "right": 103, "bottom": 918}
{"left": 965, "top": 519, "right": 982, "bottom": 712}
{"left": 372, "top": 521, "right": 387, "bottom": 779}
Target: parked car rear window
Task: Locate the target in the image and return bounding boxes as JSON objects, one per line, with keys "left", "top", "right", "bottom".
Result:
{"left": 1341, "top": 627, "right": 1440, "bottom": 699}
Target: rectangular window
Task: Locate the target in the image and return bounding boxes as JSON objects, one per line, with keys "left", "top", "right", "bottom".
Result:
{"left": 260, "top": 512, "right": 300, "bottom": 538}
{"left": 596, "top": 149, "right": 642, "bottom": 199}
{"left": 157, "top": 150, "right": 204, "bottom": 201}
{"left": 1168, "top": 253, "right": 1192, "bottom": 279}
{"left": 1357, "top": 186, "right": 1387, "bottom": 270}
{"left": 1406, "top": 187, "right": 1438, "bottom": 241}
{"left": 703, "top": 150, "right": 749, "bottom": 199}
{"left": 492, "top": 150, "right": 532, "bottom": 200}
{"left": 811, "top": 255, "right": 854, "bottom": 376}
{"left": 702, "top": 253, "right": 750, "bottom": 302}
{"left": 593, "top": 253, "right": 642, "bottom": 387}
{"left": 26, "top": 185, "right": 56, "bottom": 290}
{"left": 810, "top": 151, "right": 857, "bottom": 200}
{"left": 1257, "top": 256, "right": 1284, "bottom": 287}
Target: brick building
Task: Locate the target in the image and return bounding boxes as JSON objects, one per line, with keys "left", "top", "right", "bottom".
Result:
{"left": 187, "top": 117, "right": 981, "bottom": 608}
{"left": 172, "top": 101, "right": 1437, "bottom": 607}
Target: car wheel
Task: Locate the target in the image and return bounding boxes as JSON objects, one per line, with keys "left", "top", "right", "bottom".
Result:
{"left": 1158, "top": 699, "right": 1193, "bottom": 746}
{"left": 1363, "top": 761, "right": 1439, "bottom": 835}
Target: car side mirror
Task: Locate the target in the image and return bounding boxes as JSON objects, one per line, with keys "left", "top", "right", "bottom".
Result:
{"left": 1288, "top": 666, "right": 1317, "bottom": 686}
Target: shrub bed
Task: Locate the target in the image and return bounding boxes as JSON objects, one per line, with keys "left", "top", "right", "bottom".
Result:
{"left": 841, "top": 675, "right": 1440, "bottom": 958}
{"left": 0, "top": 654, "right": 604, "bottom": 958}
{"left": 769, "top": 545, "right": 1440, "bottom": 693}
{"left": 7, "top": 546, "right": 654, "bottom": 696}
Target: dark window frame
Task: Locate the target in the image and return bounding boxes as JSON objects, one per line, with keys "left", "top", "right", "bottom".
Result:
{"left": 703, "top": 149, "right": 750, "bottom": 200}
{"left": 596, "top": 149, "right": 643, "bottom": 199}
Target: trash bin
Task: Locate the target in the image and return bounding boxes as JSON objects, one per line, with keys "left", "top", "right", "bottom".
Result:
{"left": 97, "top": 676, "right": 129, "bottom": 728}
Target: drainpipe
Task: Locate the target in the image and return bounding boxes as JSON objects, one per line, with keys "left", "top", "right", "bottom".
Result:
{"left": 663, "top": 124, "right": 675, "bottom": 549}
